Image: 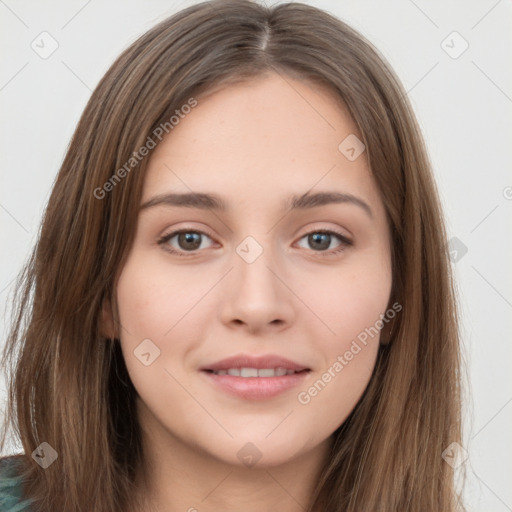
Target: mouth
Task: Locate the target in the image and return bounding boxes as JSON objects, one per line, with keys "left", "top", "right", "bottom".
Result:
{"left": 200, "top": 354, "right": 311, "bottom": 400}
{"left": 203, "top": 367, "right": 309, "bottom": 377}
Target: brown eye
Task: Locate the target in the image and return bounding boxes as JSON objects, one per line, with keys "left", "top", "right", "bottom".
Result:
{"left": 175, "top": 232, "right": 202, "bottom": 251}
{"left": 296, "top": 230, "right": 352, "bottom": 256}
{"left": 158, "top": 230, "right": 215, "bottom": 256}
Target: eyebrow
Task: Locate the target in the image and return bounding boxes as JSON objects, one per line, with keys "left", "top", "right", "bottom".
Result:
{"left": 140, "top": 190, "right": 373, "bottom": 218}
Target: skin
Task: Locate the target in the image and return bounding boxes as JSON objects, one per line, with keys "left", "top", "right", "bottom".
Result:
{"left": 105, "top": 71, "right": 392, "bottom": 512}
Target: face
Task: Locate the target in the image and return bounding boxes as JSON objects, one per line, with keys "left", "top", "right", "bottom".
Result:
{"left": 111, "top": 72, "right": 392, "bottom": 469}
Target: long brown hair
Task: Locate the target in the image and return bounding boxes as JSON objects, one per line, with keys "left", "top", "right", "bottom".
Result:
{"left": 1, "top": 0, "right": 467, "bottom": 510}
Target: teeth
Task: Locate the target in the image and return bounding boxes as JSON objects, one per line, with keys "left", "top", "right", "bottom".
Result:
{"left": 212, "top": 367, "right": 302, "bottom": 377}
{"left": 241, "top": 368, "right": 258, "bottom": 377}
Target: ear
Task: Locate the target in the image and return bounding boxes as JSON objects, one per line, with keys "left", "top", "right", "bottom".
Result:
{"left": 99, "top": 297, "right": 117, "bottom": 339}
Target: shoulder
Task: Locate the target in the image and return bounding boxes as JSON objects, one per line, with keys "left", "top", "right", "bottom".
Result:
{"left": 0, "top": 455, "right": 34, "bottom": 511}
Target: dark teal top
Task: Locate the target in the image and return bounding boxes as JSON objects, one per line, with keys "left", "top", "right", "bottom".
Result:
{"left": 0, "top": 456, "right": 34, "bottom": 511}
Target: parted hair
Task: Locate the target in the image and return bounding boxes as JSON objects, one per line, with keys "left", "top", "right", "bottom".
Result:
{"left": 1, "top": 1, "right": 466, "bottom": 510}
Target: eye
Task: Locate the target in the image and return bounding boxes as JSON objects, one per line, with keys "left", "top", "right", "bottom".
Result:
{"left": 158, "top": 229, "right": 215, "bottom": 256}
{"left": 157, "top": 228, "right": 353, "bottom": 257}
{"left": 296, "top": 229, "right": 352, "bottom": 256}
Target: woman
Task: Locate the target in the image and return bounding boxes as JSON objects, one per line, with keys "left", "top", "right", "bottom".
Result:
{"left": 0, "top": 0, "right": 466, "bottom": 510}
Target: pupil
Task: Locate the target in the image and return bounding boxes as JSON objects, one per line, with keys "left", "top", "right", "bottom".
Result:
{"left": 310, "top": 233, "right": 329, "bottom": 250}
{"left": 180, "top": 232, "right": 201, "bottom": 250}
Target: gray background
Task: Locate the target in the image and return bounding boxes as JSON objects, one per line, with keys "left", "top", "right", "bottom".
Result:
{"left": 1, "top": 0, "right": 511, "bottom": 510}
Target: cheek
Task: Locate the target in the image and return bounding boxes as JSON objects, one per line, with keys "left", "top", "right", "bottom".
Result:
{"left": 114, "top": 250, "right": 218, "bottom": 383}
{"left": 114, "top": 255, "right": 178, "bottom": 382}
{"left": 295, "top": 289, "right": 384, "bottom": 435}
{"left": 114, "top": 254, "right": 195, "bottom": 420}
{"left": 293, "top": 256, "right": 390, "bottom": 427}
{"left": 115, "top": 253, "right": 189, "bottom": 338}
{"left": 299, "top": 253, "right": 392, "bottom": 348}
{"left": 296, "top": 346, "right": 377, "bottom": 438}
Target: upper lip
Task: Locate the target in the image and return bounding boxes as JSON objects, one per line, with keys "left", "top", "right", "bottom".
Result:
{"left": 200, "top": 354, "right": 310, "bottom": 372}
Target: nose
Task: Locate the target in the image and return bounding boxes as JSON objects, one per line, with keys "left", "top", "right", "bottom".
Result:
{"left": 218, "top": 243, "right": 296, "bottom": 335}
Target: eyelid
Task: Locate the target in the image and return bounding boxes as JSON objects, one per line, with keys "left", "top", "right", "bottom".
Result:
{"left": 299, "top": 223, "right": 353, "bottom": 242}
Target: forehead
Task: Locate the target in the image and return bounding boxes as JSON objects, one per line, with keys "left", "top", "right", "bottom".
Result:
{"left": 142, "top": 72, "right": 384, "bottom": 220}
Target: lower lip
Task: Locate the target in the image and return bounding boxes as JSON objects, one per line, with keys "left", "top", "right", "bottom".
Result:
{"left": 201, "top": 370, "right": 310, "bottom": 400}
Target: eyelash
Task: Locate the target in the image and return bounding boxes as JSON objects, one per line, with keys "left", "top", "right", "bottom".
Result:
{"left": 157, "top": 228, "right": 353, "bottom": 258}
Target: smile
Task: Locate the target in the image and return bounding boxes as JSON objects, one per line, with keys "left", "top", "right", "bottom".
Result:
{"left": 206, "top": 367, "right": 307, "bottom": 377}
